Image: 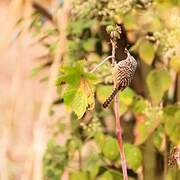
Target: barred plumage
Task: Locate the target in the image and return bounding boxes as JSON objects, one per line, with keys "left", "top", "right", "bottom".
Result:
{"left": 103, "top": 50, "right": 137, "bottom": 108}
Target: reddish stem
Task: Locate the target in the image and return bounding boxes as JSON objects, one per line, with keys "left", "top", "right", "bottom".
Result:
{"left": 114, "top": 94, "right": 128, "bottom": 180}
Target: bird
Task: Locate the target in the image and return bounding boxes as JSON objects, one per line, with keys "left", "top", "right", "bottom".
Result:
{"left": 103, "top": 49, "right": 137, "bottom": 108}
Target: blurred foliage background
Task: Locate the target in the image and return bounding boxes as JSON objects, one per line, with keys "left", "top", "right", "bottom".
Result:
{"left": 0, "top": 0, "right": 180, "bottom": 180}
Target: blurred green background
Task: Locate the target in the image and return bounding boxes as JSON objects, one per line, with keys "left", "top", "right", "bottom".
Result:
{"left": 0, "top": 0, "right": 179, "bottom": 180}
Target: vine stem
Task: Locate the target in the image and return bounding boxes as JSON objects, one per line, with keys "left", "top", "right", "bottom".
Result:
{"left": 111, "top": 39, "right": 128, "bottom": 180}
{"left": 90, "top": 56, "right": 112, "bottom": 72}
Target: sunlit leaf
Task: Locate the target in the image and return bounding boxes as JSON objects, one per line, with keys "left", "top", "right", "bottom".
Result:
{"left": 63, "top": 87, "right": 77, "bottom": 107}
{"left": 96, "top": 85, "right": 113, "bottom": 104}
{"left": 170, "top": 56, "right": 180, "bottom": 73}
{"left": 108, "top": 169, "right": 123, "bottom": 180}
{"left": 132, "top": 97, "right": 148, "bottom": 113}
{"left": 134, "top": 106, "right": 163, "bottom": 145}
{"left": 124, "top": 143, "right": 142, "bottom": 172}
{"left": 69, "top": 19, "right": 95, "bottom": 35}
{"left": 146, "top": 69, "right": 171, "bottom": 105}
{"left": 163, "top": 105, "right": 180, "bottom": 144}
{"left": 82, "top": 38, "right": 96, "bottom": 51}
{"left": 95, "top": 132, "right": 106, "bottom": 149}
{"left": 87, "top": 163, "right": 100, "bottom": 179}
{"left": 71, "top": 90, "right": 88, "bottom": 119}
{"left": 152, "top": 126, "right": 165, "bottom": 152}
{"left": 98, "top": 169, "right": 123, "bottom": 180}
{"left": 166, "top": 168, "right": 180, "bottom": 180}
{"left": 98, "top": 171, "right": 113, "bottom": 180}
{"left": 79, "top": 77, "right": 95, "bottom": 110}
{"left": 102, "top": 137, "right": 119, "bottom": 161}
{"left": 123, "top": 14, "right": 137, "bottom": 30}
{"left": 119, "top": 87, "right": 135, "bottom": 107}
{"left": 70, "top": 171, "right": 89, "bottom": 180}
{"left": 58, "top": 61, "right": 98, "bottom": 119}
{"left": 139, "top": 40, "right": 155, "bottom": 65}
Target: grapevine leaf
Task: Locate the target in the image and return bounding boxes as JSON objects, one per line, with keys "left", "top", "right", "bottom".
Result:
{"left": 71, "top": 90, "right": 88, "bottom": 119}
{"left": 63, "top": 87, "right": 77, "bottom": 108}
{"left": 58, "top": 61, "right": 98, "bottom": 119}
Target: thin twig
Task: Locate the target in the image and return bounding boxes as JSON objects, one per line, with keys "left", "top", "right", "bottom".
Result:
{"left": 90, "top": 56, "right": 112, "bottom": 72}
{"left": 32, "top": 2, "right": 53, "bottom": 22}
{"left": 111, "top": 38, "right": 128, "bottom": 180}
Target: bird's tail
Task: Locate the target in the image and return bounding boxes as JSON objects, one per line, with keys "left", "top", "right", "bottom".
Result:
{"left": 103, "top": 86, "right": 119, "bottom": 108}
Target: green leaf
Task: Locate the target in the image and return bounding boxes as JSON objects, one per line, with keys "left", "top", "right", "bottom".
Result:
{"left": 94, "top": 132, "right": 105, "bottom": 149}
{"left": 124, "top": 143, "right": 142, "bottom": 172}
{"left": 98, "top": 171, "right": 113, "bottom": 180}
{"left": 69, "top": 19, "right": 95, "bottom": 35}
{"left": 63, "top": 87, "right": 77, "bottom": 107}
{"left": 70, "top": 171, "right": 89, "bottom": 180}
{"left": 118, "top": 88, "right": 135, "bottom": 114}
{"left": 163, "top": 105, "right": 180, "bottom": 144}
{"left": 87, "top": 164, "right": 99, "bottom": 179}
{"left": 146, "top": 69, "right": 171, "bottom": 104}
{"left": 58, "top": 61, "right": 97, "bottom": 119}
{"left": 132, "top": 97, "right": 148, "bottom": 113}
{"left": 96, "top": 85, "right": 113, "bottom": 104}
{"left": 82, "top": 38, "right": 96, "bottom": 52}
{"left": 67, "top": 137, "right": 82, "bottom": 156}
{"left": 134, "top": 106, "right": 163, "bottom": 145}
{"left": 123, "top": 14, "right": 137, "bottom": 30}
{"left": 108, "top": 169, "right": 123, "bottom": 180}
{"left": 165, "top": 168, "right": 180, "bottom": 180}
{"left": 170, "top": 56, "right": 180, "bottom": 73}
{"left": 102, "top": 137, "right": 119, "bottom": 161}
{"left": 63, "top": 76, "right": 95, "bottom": 119}
{"left": 84, "top": 72, "right": 100, "bottom": 85}
{"left": 152, "top": 126, "right": 165, "bottom": 152}
{"left": 72, "top": 90, "right": 88, "bottom": 119}
{"left": 119, "top": 87, "right": 135, "bottom": 106}
{"left": 139, "top": 40, "right": 155, "bottom": 65}
{"left": 43, "top": 140, "right": 68, "bottom": 179}
{"left": 57, "top": 61, "right": 85, "bottom": 87}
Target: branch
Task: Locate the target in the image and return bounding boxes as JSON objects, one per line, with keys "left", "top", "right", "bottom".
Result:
{"left": 111, "top": 37, "right": 128, "bottom": 180}
{"left": 90, "top": 56, "right": 112, "bottom": 72}
{"left": 32, "top": 2, "right": 53, "bottom": 22}
{"left": 114, "top": 95, "right": 128, "bottom": 180}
